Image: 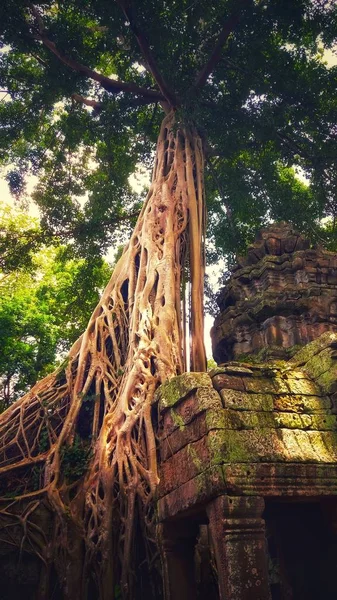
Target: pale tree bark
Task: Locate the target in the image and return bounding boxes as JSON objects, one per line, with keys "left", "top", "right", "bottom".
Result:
{"left": 0, "top": 112, "right": 206, "bottom": 599}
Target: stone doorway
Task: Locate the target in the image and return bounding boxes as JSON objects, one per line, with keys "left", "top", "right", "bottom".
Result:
{"left": 265, "top": 500, "right": 337, "bottom": 600}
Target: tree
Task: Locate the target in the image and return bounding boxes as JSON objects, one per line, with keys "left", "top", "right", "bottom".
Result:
{"left": 0, "top": 203, "right": 111, "bottom": 407}
{"left": 0, "top": 1, "right": 336, "bottom": 598}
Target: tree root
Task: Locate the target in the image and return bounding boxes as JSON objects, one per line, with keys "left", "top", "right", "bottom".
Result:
{"left": 0, "top": 112, "right": 206, "bottom": 599}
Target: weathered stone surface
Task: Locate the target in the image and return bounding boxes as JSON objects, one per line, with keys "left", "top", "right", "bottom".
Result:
{"left": 291, "top": 331, "right": 337, "bottom": 366}
{"left": 159, "top": 412, "right": 208, "bottom": 461}
{"left": 156, "top": 372, "right": 212, "bottom": 412}
{"left": 158, "top": 387, "right": 222, "bottom": 439}
{"left": 212, "top": 223, "right": 337, "bottom": 363}
{"left": 155, "top": 225, "right": 337, "bottom": 600}
{"left": 273, "top": 394, "right": 331, "bottom": 413}
{"left": 207, "top": 496, "right": 271, "bottom": 600}
{"left": 220, "top": 388, "right": 274, "bottom": 411}
{"left": 243, "top": 377, "right": 279, "bottom": 394}
{"left": 212, "top": 374, "right": 245, "bottom": 392}
{"left": 155, "top": 332, "right": 337, "bottom": 507}
{"left": 222, "top": 463, "right": 337, "bottom": 496}
{"left": 209, "top": 365, "right": 254, "bottom": 377}
{"left": 157, "top": 462, "right": 337, "bottom": 520}
{"left": 281, "top": 376, "right": 320, "bottom": 396}
{"left": 157, "top": 465, "right": 226, "bottom": 520}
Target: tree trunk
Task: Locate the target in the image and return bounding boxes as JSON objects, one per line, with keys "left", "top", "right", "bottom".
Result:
{"left": 0, "top": 112, "right": 206, "bottom": 599}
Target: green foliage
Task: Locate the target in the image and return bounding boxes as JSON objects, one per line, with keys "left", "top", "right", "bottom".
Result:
{"left": 61, "top": 435, "right": 92, "bottom": 482}
{"left": 0, "top": 0, "right": 336, "bottom": 388}
{"left": 0, "top": 0, "right": 336, "bottom": 262}
{"left": 38, "top": 427, "right": 50, "bottom": 453}
{"left": 207, "top": 358, "right": 217, "bottom": 371}
{"left": 0, "top": 203, "right": 44, "bottom": 272}
{"left": 0, "top": 203, "right": 110, "bottom": 407}
{"left": 0, "top": 270, "right": 58, "bottom": 407}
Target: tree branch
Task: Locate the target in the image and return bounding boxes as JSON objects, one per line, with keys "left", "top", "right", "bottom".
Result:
{"left": 192, "top": 0, "right": 252, "bottom": 91}
{"left": 71, "top": 93, "right": 103, "bottom": 110}
{"left": 116, "top": 0, "right": 178, "bottom": 107}
{"left": 276, "top": 131, "right": 311, "bottom": 160}
{"left": 71, "top": 92, "right": 161, "bottom": 110}
{"left": 29, "top": 4, "right": 164, "bottom": 101}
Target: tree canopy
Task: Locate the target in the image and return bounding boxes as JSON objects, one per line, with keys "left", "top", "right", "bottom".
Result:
{"left": 1, "top": 0, "right": 337, "bottom": 263}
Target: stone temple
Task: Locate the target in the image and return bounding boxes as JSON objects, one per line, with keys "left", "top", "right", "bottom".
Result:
{"left": 3, "top": 222, "right": 337, "bottom": 599}
{"left": 154, "top": 223, "right": 337, "bottom": 599}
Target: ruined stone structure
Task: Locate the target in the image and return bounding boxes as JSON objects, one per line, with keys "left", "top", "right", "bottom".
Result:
{"left": 155, "top": 224, "right": 337, "bottom": 600}
{"left": 212, "top": 222, "right": 337, "bottom": 362}
{"left": 2, "top": 224, "right": 337, "bottom": 599}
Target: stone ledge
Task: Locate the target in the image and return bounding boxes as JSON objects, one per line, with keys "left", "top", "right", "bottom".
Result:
{"left": 157, "top": 462, "right": 337, "bottom": 520}
{"left": 290, "top": 331, "right": 337, "bottom": 367}
{"left": 158, "top": 426, "right": 337, "bottom": 498}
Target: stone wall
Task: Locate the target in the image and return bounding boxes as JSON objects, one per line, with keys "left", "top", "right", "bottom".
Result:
{"left": 154, "top": 333, "right": 337, "bottom": 599}
{"left": 155, "top": 332, "right": 337, "bottom": 521}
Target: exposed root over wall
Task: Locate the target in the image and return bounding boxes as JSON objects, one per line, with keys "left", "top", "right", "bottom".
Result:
{"left": 0, "top": 113, "right": 206, "bottom": 599}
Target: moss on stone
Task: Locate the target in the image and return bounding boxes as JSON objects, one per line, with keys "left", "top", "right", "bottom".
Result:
{"left": 316, "top": 369, "right": 337, "bottom": 395}
{"left": 206, "top": 426, "right": 337, "bottom": 464}
{"left": 302, "top": 347, "right": 337, "bottom": 382}
{"left": 220, "top": 388, "right": 274, "bottom": 411}
{"left": 290, "top": 332, "right": 337, "bottom": 367}
{"left": 209, "top": 365, "right": 254, "bottom": 377}
{"left": 187, "top": 442, "right": 204, "bottom": 472}
{"left": 273, "top": 412, "right": 312, "bottom": 429}
{"left": 284, "top": 377, "right": 320, "bottom": 396}
{"left": 309, "top": 414, "right": 337, "bottom": 431}
{"left": 286, "top": 344, "right": 304, "bottom": 359}
{"left": 155, "top": 372, "right": 212, "bottom": 412}
{"left": 205, "top": 408, "right": 228, "bottom": 430}
{"left": 274, "top": 394, "right": 331, "bottom": 413}
{"left": 170, "top": 409, "right": 185, "bottom": 430}
{"left": 194, "top": 387, "right": 222, "bottom": 411}
{"left": 243, "top": 377, "right": 278, "bottom": 394}
{"left": 207, "top": 429, "right": 251, "bottom": 464}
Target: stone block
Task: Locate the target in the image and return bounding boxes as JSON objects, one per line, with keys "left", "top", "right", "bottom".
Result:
{"left": 157, "top": 465, "right": 226, "bottom": 519}
{"left": 210, "top": 365, "right": 254, "bottom": 377}
{"left": 309, "top": 414, "right": 337, "bottom": 431}
{"left": 159, "top": 412, "right": 208, "bottom": 461}
{"left": 222, "top": 462, "right": 337, "bottom": 497}
{"left": 273, "top": 412, "right": 312, "bottom": 429}
{"left": 219, "top": 410, "right": 276, "bottom": 430}
{"left": 303, "top": 346, "right": 337, "bottom": 380}
{"left": 158, "top": 436, "right": 210, "bottom": 496}
{"left": 243, "top": 377, "right": 278, "bottom": 394}
{"left": 283, "top": 377, "right": 320, "bottom": 396}
{"left": 159, "top": 387, "right": 222, "bottom": 438}
{"left": 220, "top": 389, "right": 274, "bottom": 411}
{"left": 156, "top": 372, "right": 212, "bottom": 412}
{"left": 316, "top": 369, "right": 337, "bottom": 395}
{"left": 212, "top": 428, "right": 337, "bottom": 464}
{"left": 212, "top": 374, "right": 245, "bottom": 392}
{"left": 290, "top": 332, "right": 337, "bottom": 366}
{"left": 273, "top": 394, "right": 331, "bottom": 413}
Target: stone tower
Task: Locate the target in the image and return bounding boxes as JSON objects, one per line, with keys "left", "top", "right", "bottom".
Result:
{"left": 212, "top": 222, "right": 337, "bottom": 363}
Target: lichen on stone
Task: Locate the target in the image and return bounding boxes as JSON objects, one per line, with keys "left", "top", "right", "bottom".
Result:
{"left": 155, "top": 372, "right": 212, "bottom": 412}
